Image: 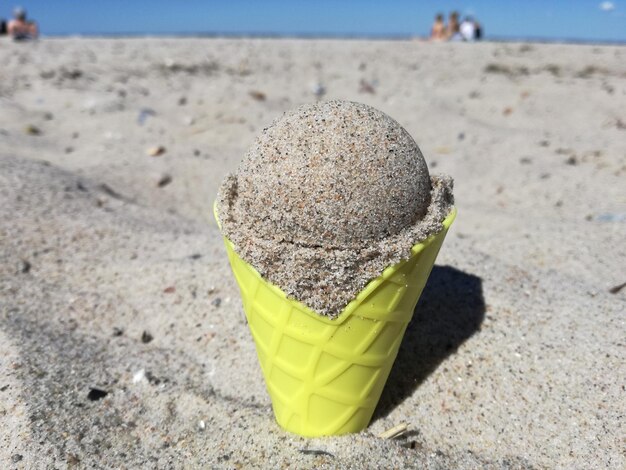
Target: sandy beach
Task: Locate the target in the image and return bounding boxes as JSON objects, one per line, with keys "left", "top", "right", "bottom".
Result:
{"left": 1, "top": 37, "right": 625, "bottom": 468}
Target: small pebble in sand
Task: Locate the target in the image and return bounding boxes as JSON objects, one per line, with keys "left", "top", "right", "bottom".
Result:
{"left": 157, "top": 174, "right": 172, "bottom": 187}
{"left": 87, "top": 387, "right": 108, "bottom": 401}
{"left": 20, "top": 259, "right": 32, "bottom": 274}
{"left": 141, "top": 331, "right": 153, "bottom": 343}
{"left": 24, "top": 124, "right": 41, "bottom": 136}
{"left": 132, "top": 369, "right": 146, "bottom": 383}
{"left": 249, "top": 90, "right": 266, "bottom": 101}
{"left": 147, "top": 145, "right": 166, "bottom": 157}
{"left": 218, "top": 100, "right": 453, "bottom": 317}
{"left": 137, "top": 108, "right": 156, "bottom": 126}
{"left": 312, "top": 83, "right": 326, "bottom": 97}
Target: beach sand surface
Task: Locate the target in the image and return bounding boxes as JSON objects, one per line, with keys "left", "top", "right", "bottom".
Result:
{"left": 1, "top": 38, "right": 625, "bottom": 468}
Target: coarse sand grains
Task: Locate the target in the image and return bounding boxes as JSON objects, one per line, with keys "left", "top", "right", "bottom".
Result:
{"left": 217, "top": 100, "right": 454, "bottom": 317}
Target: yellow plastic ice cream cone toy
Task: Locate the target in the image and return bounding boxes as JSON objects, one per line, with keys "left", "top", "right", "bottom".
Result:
{"left": 215, "top": 203, "right": 456, "bottom": 437}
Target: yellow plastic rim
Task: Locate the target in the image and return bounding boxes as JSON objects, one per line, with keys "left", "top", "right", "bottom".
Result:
{"left": 213, "top": 202, "right": 456, "bottom": 324}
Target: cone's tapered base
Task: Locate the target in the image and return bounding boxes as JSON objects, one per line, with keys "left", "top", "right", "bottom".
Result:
{"left": 217, "top": 207, "right": 456, "bottom": 436}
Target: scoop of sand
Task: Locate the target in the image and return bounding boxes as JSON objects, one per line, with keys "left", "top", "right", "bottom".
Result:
{"left": 218, "top": 100, "right": 454, "bottom": 317}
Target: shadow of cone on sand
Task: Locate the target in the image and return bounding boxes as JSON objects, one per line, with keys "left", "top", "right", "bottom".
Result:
{"left": 374, "top": 265, "right": 485, "bottom": 420}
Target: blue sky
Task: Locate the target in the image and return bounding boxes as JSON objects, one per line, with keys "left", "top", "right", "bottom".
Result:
{"left": 4, "top": 1, "right": 625, "bottom": 42}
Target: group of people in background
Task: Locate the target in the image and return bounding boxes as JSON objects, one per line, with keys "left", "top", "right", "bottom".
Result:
{"left": 430, "top": 11, "right": 481, "bottom": 42}
{"left": 5, "top": 6, "right": 480, "bottom": 44}
{"left": 1, "top": 6, "right": 38, "bottom": 40}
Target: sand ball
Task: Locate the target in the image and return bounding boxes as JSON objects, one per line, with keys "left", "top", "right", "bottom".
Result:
{"left": 226, "top": 100, "right": 432, "bottom": 247}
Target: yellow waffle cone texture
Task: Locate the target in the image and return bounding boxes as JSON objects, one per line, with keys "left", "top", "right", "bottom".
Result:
{"left": 217, "top": 206, "right": 456, "bottom": 436}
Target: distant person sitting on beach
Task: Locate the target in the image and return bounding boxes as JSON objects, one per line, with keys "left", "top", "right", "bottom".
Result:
{"left": 430, "top": 13, "right": 446, "bottom": 41}
{"left": 460, "top": 16, "right": 477, "bottom": 41}
{"left": 7, "top": 7, "right": 38, "bottom": 40}
{"left": 446, "top": 11, "right": 462, "bottom": 41}
{"left": 474, "top": 19, "right": 483, "bottom": 40}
